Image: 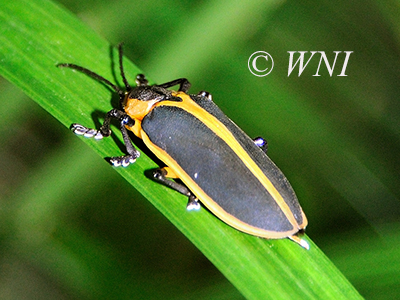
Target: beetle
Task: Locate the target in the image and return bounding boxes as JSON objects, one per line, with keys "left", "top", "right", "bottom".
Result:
{"left": 59, "top": 44, "right": 308, "bottom": 249}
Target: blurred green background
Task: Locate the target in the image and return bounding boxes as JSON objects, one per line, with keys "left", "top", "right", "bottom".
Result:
{"left": 1, "top": 0, "right": 400, "bottom": 299}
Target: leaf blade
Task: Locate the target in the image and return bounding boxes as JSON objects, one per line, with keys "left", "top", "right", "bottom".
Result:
{"left": 0, "top": 1, "right": 363, "bottom": 299}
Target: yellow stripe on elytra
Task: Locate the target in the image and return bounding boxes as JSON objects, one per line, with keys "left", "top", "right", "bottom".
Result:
{"left": 156, "top": 91, "right": 299, "bottom": 228}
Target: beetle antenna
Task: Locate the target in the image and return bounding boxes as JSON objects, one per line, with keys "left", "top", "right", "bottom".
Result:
{"left": 58, "top": 63, "right": 125, "bottom": 97}
{"left": 118, "top": 43, "right": 131, "bottom": 91}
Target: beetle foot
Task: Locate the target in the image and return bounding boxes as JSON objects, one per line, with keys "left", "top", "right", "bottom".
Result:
{"left": 253, "top": 137, "right": 268, "bottom": 153}
{"left": 197, "top": 91, "right": 213, "bottom": 101}
{"left": 70, "top": 123, "right": 105, "bottom": 140}
{"left": 109, "top": 152, "right": 140, "bottom": 167}
{"left": 135, "top": 74, "right": 149, "bottom": 86}
{"left": 186, "top": 195, "right": 201, "bottom": 211}
{"left": 288, "top": 235, "right": 310, "bottom": 250}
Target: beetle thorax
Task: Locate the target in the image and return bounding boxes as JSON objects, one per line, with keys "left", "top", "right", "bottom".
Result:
{"left": 122, "top": 86, "right": 165, "bottom": 121}
{"left": 123, "top": 96, "right": 159, "bottom": 121}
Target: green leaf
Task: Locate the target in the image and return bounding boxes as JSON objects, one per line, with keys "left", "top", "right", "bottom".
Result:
{"left": 0, "top": 0, "right": 363, "bottom": 299}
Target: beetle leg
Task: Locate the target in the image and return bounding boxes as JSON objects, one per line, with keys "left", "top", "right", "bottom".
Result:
{"left": 152, "top": 167, "right": 191, "bottom": 195}
{"left": 70, "top": 123, "right": 105, "bottom": 140}
{"left": 152, "top": 167, "right": 201, "bottom": 210}
{"left": 134, "top": 74, "right": 189, "bottom": 99}
{"left": 71, "top": 108, "right": 140, "bottom": 167}
{"left": 109, "top": 122, "right": 140, "bottom": 167}
{"left": 186, "top": 195, "right": 201, "bottom": 211}
{"left": 197, "top": 91, "right": 213, "bottom": 101}
{"left": 157, "top": 78, "right": 191, "bottom": 93}
{"left": 145, "top": 78, "right": 191, "bottom": 101}
{"left": 253, "top": 137, "right": 268, "bottom": 153}
{"left": 71, "top": 108, "right": 120, "bottom": 139}
{"left": 135, "top": 74, "right": 149, "bottom": 86}
{"left": 288, "top": 235, "right": 310, "bottom": 250}
{"left": 105, "top": 109, "right": 140, "bottom": 167}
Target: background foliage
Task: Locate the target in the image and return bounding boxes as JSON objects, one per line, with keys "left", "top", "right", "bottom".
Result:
{"left": 1, "top": 0, "right": 400, "bottom": 299}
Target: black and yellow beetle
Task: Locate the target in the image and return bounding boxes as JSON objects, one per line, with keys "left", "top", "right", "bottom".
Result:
{"left": 59, "top": 44, "right": 308, "bottom": 249}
